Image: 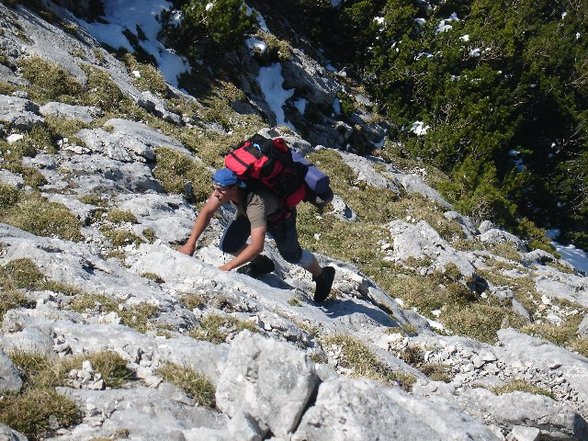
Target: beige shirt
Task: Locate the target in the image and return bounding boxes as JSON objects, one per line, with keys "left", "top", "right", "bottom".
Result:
{"left": 234, "top": 188, "right": 283, "bottom": 229}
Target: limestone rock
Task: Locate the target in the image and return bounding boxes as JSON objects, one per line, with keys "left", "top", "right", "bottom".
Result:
{"left": 0, "top": 349, "right": 22, "bottom": 393}
{"left": 293, "top": 377, "right": 500, "bottom": 441}
{"left": 0, "top": 94, "right": 44, "bottom": 130}
{"left": 216, "top": 331, "right": 319, "bottom": 438}
{"left": 39, "top": 102, "right": 102, "bottom": 123}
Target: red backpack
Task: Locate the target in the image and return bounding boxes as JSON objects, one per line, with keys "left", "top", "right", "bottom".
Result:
{"left": 225, "top": 134, "right": 334, "bottom": 216}
{"left": 225, "top": 134, "right": 308, "bottom": 207}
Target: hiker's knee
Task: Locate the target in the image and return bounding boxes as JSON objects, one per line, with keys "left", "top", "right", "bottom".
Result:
{"left": 297, "top": 249, "right": 315, "bottom": 269}
{"left": 280, "top": 246, "right": 303, "bottom": 264}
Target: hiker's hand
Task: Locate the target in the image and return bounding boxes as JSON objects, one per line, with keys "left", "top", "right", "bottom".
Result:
{"left": 178, "top": 242, "right": 195, "bottom": 256}
{"left": 218, "top": 262, "right": 232, "bottom": 272}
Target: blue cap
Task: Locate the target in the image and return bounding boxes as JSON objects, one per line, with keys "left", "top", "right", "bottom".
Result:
{"left": 212, "top": 168, "right": 245, "bottom": 188}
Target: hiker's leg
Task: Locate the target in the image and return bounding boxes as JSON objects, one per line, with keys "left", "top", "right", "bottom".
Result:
{"left": 271, "top": 212, "right": 334, "bottom": 302}
{"left": 220, "top": 215, "right": 250, "bottom": 255}
{"left": 270, "top": 211, "right": 320, "bottom": 276}
{"left": 269, "top": 211, "right": 301, "bottom": 261}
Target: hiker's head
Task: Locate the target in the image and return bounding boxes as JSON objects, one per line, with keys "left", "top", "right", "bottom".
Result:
{"left": 212, "top": 168, "right": 245, "bottom": 194}
{"left": 213, "top": 168, "right": 245, "bottom": 188}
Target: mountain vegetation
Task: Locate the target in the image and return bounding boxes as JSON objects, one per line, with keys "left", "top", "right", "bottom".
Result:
{"left": 1, "top": 1, "right": 588, "bottom": 439}
{"left": 163, "top": 0, "right": 588, "bottom": 249}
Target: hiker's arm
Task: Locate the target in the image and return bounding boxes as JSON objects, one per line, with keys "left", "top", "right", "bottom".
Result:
{"left": 218, "top": 225, "right": 266, "bottom": 271}
{"left": 178, "top": 194, "right": 221, "bottom": 255}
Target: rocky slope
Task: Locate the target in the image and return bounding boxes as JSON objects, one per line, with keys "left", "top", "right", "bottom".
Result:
{"left": 1, "top": 2, "right": 588, "bottom": 441}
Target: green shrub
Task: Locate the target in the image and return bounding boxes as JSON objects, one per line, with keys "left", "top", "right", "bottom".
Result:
{"left": 69, "top": 294, "right": 158, "bottom": 333}
{"left": 68, "top": 293, "right": 117, "bottom": 314}
{"left": 19, "top": 56, "right": 83, "bottom": 103}
{"left": 80, "top": 66, "right": 143, "bottom": 117}
{"left": 83, "top": 351, "right": 133, "bottom": 388}
{"left": 121, "top": 53, "right": 168, "bottom": 97}
{"left": 141, "top": 272, "right": 165, "bottom": 284}
{"left": 0, "top": 258, "right": 45, "bottom": 290}
{"left": 571, "top": 338, "right": 588, "bottom": 358}
{"left": 157, "top": 362, "right": 216, "bottom": 407}
{"left": 106, "top": 209, "right": 138, "bottom": 224}
{"left": 189, "top": 314, "right": 257, "bottom": 344}
{"left": 0, "top": 289, "right": 35, "bottom": 321}
{"left": 180, "top": 293, "right": 205, "bottom": 310}
{"left": 322, "top": 334, "right": 415, "bottom": 391}
{"left": 2, "top": 351, "right": 81, "bottom": 439}
{"left": 99, "top": 225, "right": 144, "bottom": 247}
{"left": 153, "top": 147, "right": 211, "bottom": 204}
{"left": 441, "top": 300, "right": 525, "bottom": 343}
{"left": 142, "top": 228, "right": 156, "bottom": 243}
{"left": 522, "top": 313, "right": 584, "bottom": 348}
{"left": 1, "top": 194, "right": 83, "bottom": 241}
{"left": 0, "top": 389, "right": 80, "bottom": 439}
{"left": 492, "top": 379, "right": 555, "bottom": 399}
{"left": 161, "top": 0, "right": 254, "bottom": 58}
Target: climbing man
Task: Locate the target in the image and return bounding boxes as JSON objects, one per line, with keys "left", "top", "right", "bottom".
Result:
{"left": 178, "top": 167, "right": 335, "bottom": 302}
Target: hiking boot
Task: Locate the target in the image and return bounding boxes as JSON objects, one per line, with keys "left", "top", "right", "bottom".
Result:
{"left": 237, "top": 254, "right": 275, "bottom": 278}
{"left": 313, "top": 266, "right": 335, "bottom": 302}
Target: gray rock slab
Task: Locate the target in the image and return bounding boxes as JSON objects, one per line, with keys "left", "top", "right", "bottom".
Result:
{"left": 56, "top": 385, "right": 227, "bottom": 440}
{"left": 216, "top": 331, "right": 319, "bottom": 438}
{"left": 282, "top": 47, "right": 339, "bottom": 107}
{"left": 0, "top": 169, "right": 25, "bottom": 188}
{"left": 579, "top": 315, "right": 588, "bottom": 337}
{"left": 138, "top": 91, "right": 182, "bottom": 125}
{"left": 387, "top": 219, "right": 476, "bottom": 278}
{"left": 0, "top": 94, "right": 44, "bottom": 130}
{"left": 0, "top": 223, "right": 174, "bottom": 305}
{"left": 390, "top": 172, "right": 452, "bottom": 209}
{"left": 506, "top": 426, "right": 540, "bottom": 441}
{"left": 0, "top": 64, "right": 29, "bottom": 86}
{"left": 104, "top": 118, "right": 187, "bottom": 152}
{"left": 39, "top": 102, "right": 102, "bottom": 123}
{"left": 0, "top": 349, "right": 22, "bottom": 393}
{"left": 339, "top": 150, "right": 403, "bottom": 193}
{"left": 0, "top": 424, "right": 27, "bottom": 441}
{"left": 534, "top": 267, "right": 588, "bottom": 307}
{"left": 76, "top": 119, "right": 188, "bottom": 163}
{"left": 115, "top": 193, "right": 195, "bottom": 245}
{"left": 480, "top": 228, "right": 527, "bottom": 252}
{"left": 155, "top": 336, "right": 228, "bottom": 384}
{"left": 57, "top": 153, "right": 164, "bottom": 193}
{"left": 415, "top": 383, "right": 588, "bottom": 440}
{"left": 0, "top": 325, "right": 55, "bottom": 355}
{"left": 497, "top": 328, "right": 588, "bottom": 416}
{"left": 445, "top": 210, "right": 479, "bottom": 238}
{"left": 292, "top": 377, "right": 500, "bottom": 441}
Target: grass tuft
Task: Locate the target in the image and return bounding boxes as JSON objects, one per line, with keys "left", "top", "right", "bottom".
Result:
{"left": 157, "top": 362, "right": 216, "bottom": 407}
{"left": 1, "top": 194, "right": 83, "bottom": 241}
{"left": 492, "top": 379, "right": 555, "bottom": 399}
{"left": 322, "top": 334, "right": 415, "bottom": 391}
{"left": 153, "top": 147, "right": 211, "bottom": 204}
{"left": 0, "top": 388, "right": 80, "bottom": 440}
{"left": 189, "top": 314, "right": 257, "bottom": 344}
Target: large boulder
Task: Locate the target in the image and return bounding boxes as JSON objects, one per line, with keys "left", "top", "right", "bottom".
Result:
{"left": 293, "top": 377, "right": 501, "bottom": 441}
{"left": 0, "top": 94, "right": 44, "bottom": 130}
{"left": 386, "top": 220, "right": 477, "bottom": 278}
{"left": 497, "top": 329, "right": 588, "bottom": 418}
{"left": 216, "top": 331, "right": 320, "bottom": 440}
{"left": 0, "top": 349, "right": 22, "bottom": 393}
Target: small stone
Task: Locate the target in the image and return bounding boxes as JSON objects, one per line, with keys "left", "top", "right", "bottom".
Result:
{"left": 82, "top": 360, "right": 94, "bottom": 373}
{"left": 506, "top": 425, "right": 540, "bottom": 441}
{"left": 88, "top": 379, "right": 104, "bottom": 390}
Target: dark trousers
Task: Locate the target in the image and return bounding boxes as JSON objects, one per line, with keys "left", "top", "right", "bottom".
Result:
{"left": 220, "top": 211, "right": 302, "bottom": 263}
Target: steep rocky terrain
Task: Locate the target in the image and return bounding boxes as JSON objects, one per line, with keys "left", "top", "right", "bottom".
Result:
{"left": 1, "top": 2, "right": 588, "bottom": 441}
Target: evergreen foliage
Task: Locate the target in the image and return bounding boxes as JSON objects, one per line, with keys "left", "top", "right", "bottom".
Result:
{"left": 259, "top": 0, "right": 588, "bottom": 248}
{"left": 160, "top": 0, "right": 254, "bottom": 59}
